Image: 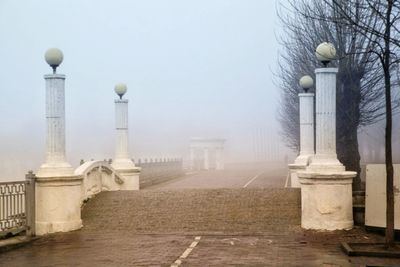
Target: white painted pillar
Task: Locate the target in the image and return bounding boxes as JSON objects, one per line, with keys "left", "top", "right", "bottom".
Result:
{"left": 215, "top": 148, "right": 221, "bottom": 170}
{"left": 204, "top": 148, "right": 209, "bottom": 170}
{"left": 113, "top": 99, "right": 131, "bottom": 167}
{"left": 298, "top": 67, "right": 356, "bottom": 230}
{"left": 307, "top": 68, "right": 344, "bottom": 172}
{"left": 190, "top": 147, "right": 195, "bottom": 170}
{"left": 288, "top": 92, "right": 315, "bottom": 187}
{"left": 298, "top": 93, "right": 315, "bottom": 158}
{"left": 112, "top": 97, "right": 140, "bottom": 190}
{"left": 37, "top": 74, "right": 73, "bottom": 176}
{"left": 36, "top": 49, "right": 83, "bottom": 235}
{"left": 216, "top": 148, "right": 225, "bottom": 170}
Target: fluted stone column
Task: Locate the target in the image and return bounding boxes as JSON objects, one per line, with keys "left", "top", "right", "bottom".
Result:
{"left": 37, "top": 74, "right": 73, "bottom": 176}
{"left": 307, "top": 68, "right": 343, "bottom": 172}
{"left": 36, "top": 49, "right": 83, "bottom": 235}
{"left": 216, "top": 148, "right": 225, "bottom": 170}
{"left": 190, "top": 147, "right": 195, "bottom": 170}
{"left": 113, "top": 99, "right": 131, "bottom": 167}
{"left": 299, "top": 93, "right": 315, "bottom": 158}
{"left": 204, "top": 148, "right": 209, "bottom": 170}
{"left": 288, "top": 92, "right": 315, "bottom": 187}
{"left": 298, "top": 67, "right": 356, "bottom": 230}
{"left": 112, "top": 97, "right": 140, "bottom": 190}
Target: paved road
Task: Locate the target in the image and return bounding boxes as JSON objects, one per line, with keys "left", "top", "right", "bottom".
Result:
{"left": 147, "top": 167, "right": 287, "bottom": 190}
{"left": 1, "top": 167, "right": 399, "bottom": 266}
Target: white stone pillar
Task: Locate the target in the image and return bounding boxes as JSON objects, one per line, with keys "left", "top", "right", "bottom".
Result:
{"left": 36, "top": 48, "right": 83, "bottom": 235}
{"left": 204, "top": 148, "right": 209, "bottom": 170}
{"left": 112, "top": 95, "right": 140, "bottom": 190}
{"left": 307, "top": 68, "right": 343, "bottom": 172}
{"left": 113, "top": 99, "right": 131, "bottom": 166}
{"left": 288, "top": 92, "right": 315, "bottom": 188}
{"left": 298, "top": 93, "right": 315, "bottom": 158}
{"left": 37, "top": 74, "right": 73, "bottom": 176}
{"left": 216, "top": 148, "right": 225, "bottom": 170}
{"left": 190, "top": 147, "right": 195, "bottom": 170}
{"left": 215, "top": 148, "right": 221, "bottom": 170}
{"left": 298, "top": 67, "right": 356, "bottom": 230}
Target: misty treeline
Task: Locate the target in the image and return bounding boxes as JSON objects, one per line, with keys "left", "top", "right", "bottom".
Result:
{"left": 277, "top": 0, "right": 400, "bottom": 191}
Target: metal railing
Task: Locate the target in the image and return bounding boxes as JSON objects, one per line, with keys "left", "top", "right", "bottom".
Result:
{"left": 0, "top": 171, "right": 35, "bottom": 237}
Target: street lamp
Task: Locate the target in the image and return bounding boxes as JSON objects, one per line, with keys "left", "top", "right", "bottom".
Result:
{"left": 299, "top": 75, "right": 314, "bottom": 93}
{"left": 114, "top": 83, "right": 127, "bottom": 99}
{"left": 315, "top": 42, "right": 336, "bottom": 67}
{"left": 44, "top": 48, "right": 64, "bottom": 74}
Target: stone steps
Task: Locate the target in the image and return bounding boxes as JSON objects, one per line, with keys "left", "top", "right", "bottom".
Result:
{"left": 82, "top": 188, "right": 301, "bottom": 234}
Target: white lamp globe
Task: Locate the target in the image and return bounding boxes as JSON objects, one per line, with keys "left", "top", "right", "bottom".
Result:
{"left": 44, "top": 48, "right": 63, "bottom": 73}
{"left": 299, "top": 75, "right": 314, "bottom": 92}
{"left": 315, "top": 42, "right": 336, "bottom": 65}
{"left": 114, "top": 83, "right": 127, "bottom": 99}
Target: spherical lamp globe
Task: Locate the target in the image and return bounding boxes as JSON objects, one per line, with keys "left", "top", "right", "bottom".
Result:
{"left": 315, "top": 42, "right": 336, "bottom": 66}
{"left": 114, "top": 83, "right": 128, "bottom": 99}
{"left": 44, "top": 48, "right": 64, "bottom": 73}
{"left": 299, "top": 75, "right": 314, "bottom": 92}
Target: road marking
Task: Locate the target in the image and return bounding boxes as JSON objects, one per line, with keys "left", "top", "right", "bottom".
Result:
{"left": 243, "top": 173, "right": 263, "bottom": 188}
{"left": 171, "top": 236, "right": 201, "bottom": 267}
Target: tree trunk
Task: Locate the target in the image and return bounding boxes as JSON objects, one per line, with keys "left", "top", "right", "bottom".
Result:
{"left": 384, "top": 0, "right": 394, "bottom": 248}
{"left": 336, "top": 71, "right": 362, "bottom": 191}
{"left": 384, "top": 64, "right": 394, "bottom": 247}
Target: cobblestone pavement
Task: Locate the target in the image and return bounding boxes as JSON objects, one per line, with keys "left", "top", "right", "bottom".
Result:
{"left": 1, "top": 170, "right": 399, "bottom": 266}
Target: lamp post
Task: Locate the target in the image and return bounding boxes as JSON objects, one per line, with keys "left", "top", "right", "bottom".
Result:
{"left": 35, "top": 48, "right": 83, "bottom": 235}
{"left": 37, "top": 48, "right": 73, "bottom": 176}
{"left": 287, "top": 75, "right": 315, "bottom": 188}
{"left": 297, "top": 42, "right": 356, "bottom": 230}
{"left": 315, "top": 42, "right": 336, "bottom": 67}
{"left": 308, "top": 42, "right": 343, "bottom": 171}
{"left": 298, "top": 75, "right": 315, "bottom": 161}
{"left": 111, "top": 83, "right": 140, "bottom": 190}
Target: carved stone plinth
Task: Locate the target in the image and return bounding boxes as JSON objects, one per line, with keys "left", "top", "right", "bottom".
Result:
{"left": 298, "top": 171, "right": 356, "bottom": 230}
{"left": 35, "top": 175, "right": 83, "bottom": 235}
{"left": 288, "top": 163, "right": 308, "bottom": 188}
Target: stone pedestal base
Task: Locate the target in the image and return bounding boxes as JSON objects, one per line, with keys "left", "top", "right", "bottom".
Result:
{"left": 112, "top": 165, "right": 141, "bottom": 190}
{"left": 35, "top": 175, "right": 83, "bottom": 235}
{"left": 37, "top": 162, "right": 74, "bottom": 177}
{"left": 298, "top": 171, "right": 356, "bottom": 230}
{"left": 306, "top": 155, "right": 345, "bottom": 173}
{"left": 288, "top": 164, "right": 307, "bottom": 188}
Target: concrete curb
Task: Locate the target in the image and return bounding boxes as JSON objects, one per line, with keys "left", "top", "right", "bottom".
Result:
{"left": 0, "top": 236, "right": 39, "bottom": 253}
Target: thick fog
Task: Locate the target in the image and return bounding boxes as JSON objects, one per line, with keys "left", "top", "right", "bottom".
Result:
{"left": 0, "top": 1, "right": 292, "bottom": 180}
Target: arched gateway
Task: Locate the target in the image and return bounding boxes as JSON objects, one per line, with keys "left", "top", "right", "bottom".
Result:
{"left": 189, "top": 138, "right": 225, "bottom": 171}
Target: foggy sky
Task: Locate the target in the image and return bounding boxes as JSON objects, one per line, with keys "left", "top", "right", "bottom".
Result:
{"left": 0, "top": 0, "right": 285, "bottom": 180}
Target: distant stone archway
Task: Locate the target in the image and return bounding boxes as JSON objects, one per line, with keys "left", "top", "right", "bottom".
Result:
{"left": 189, "top": 138, "right": 225, "bottom": 171}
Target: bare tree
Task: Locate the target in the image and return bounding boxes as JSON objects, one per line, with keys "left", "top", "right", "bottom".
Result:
{"left": 289, "top": 0, "right": 400, "bottom": 248}
{"left": 277, "top": 0, "right": 387, "bottom": 191}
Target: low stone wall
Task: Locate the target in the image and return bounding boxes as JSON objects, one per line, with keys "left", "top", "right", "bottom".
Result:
{"left": 75, "top": 161, "right": 126, "bottom": 202}
{"left": 136, "top": 158, "right": 184, "bottom": 189}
